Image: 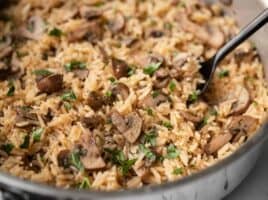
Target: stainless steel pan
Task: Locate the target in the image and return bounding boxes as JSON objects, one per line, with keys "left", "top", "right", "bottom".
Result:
{"left": 0, "top": 1, "right": 267, "bottom": 200}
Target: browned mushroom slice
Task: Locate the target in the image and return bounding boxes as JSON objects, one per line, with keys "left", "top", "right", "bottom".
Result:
{"left": 78, "top": 133, "right": 106, "bottom": 170}
{"left": 111, "top": 111, "right": 143, "bottom": 143}
{"left": 98, "top": 45, "right": 110, "bottom": 64}
{"left": 150, "top": 30, "right": 164, "bottom": 38}
{"left": 87, "top": 91, "right": 105, "bottom": 111}
{"left": 227, "top": 85, "right": 251, "bottom": 116}
{"left": 108, "top": 12, "right": 125, "bottom": 33}
{"left": 79, "top": 6, "right": 103, "bottom": 20}
{"left": 153, "top": 68, "right": 170, "bottom": 89}
{"left": 177, "top": 13, "right": 224, "bottom": 48}
{"left": 36, "top": 74, "right": 63, "bottom": 94}
{"left": 140, "top": 92, "right": 169, "bottom": 108}
{"left": 111, "top": 82, "right": 130, "bottom": 100}
{"left": 72, "top": 68, "right": 89, "bottom": 80}
{"left": 122, "top": 37, "right": 138, "bottom": 48}
{"left": 220, "top": 0, "right": 233, "bottom": 6}
{"left": 86, "top": 21, "right": 103, "bottom": 43}
{"left": 111, "top": 111, "right": 127, "bottom": 133}
{"left": 124, "top": 112, "right": 143, "bottom": 143}
{"left": 57, "top": 149, "right": 71, "bottom": 168}
{"left": 111, "top": 57, "right": 129, "bottom": 79}
{"left": 228, "top": 116, "right": 258, "bottom": 138}
{"left": 82, "top": 114, "right": 104, "bottom": 130}
{"left": 15, "top": 106, "right": 39, "bottom": 128}
{"left": 205, "top": 131, "right": 232, "bottom": 154}
{"left": 67, "top": 21, "right": 91, "bottom": 42}
{"left": 180, "top": 110, "right": 202, "bottom": 123}
{"left": 19, "top": 16, "right": 46, "bottom": 40}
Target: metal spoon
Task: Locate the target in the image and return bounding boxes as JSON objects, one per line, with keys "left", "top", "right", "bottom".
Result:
{"left": 198, "top": 8, "right": 268, "bottom": 94}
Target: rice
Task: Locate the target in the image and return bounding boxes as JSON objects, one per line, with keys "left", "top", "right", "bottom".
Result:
{"left": 0, "top": 0, "right": 267, "bottom": 191}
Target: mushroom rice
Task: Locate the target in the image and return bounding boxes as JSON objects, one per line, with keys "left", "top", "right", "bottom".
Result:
{"left": 0, "top": 0, "right": 267, "bottom": 191}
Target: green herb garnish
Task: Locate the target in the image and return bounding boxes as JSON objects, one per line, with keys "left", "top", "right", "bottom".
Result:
{"left": 70, "top": 150, "right": 84, "bottom": 171}
{"left": 78, "top": 177, "right": 90, "bottom": 189}
{"left": 139, "top": 144, "right": 156, "bottom": 162}
{"left": 146, "top": 108, "right": 154, "bottom": 116}
{"left": 105, "top": 91, "right": 112, "bottom": 97}
{"left": 1, "top": 143, "right": 14, "bottom": 154}
{"left": 169, "top": 81, "right": 176, "bottom": 92}
{"left": 63, "top": 102, "right": 72, "bottom": 111}
{"left": 143, "top": 62, "right": 162, "bottom": 76}
{"left": 162, "top": 121, "right": 173, "bottom": 130}
{"left": 127, "top": 66, "right": 136, "bottom": 76}
{"left": 152, "top": 90, "right": 160, "bottom": 98}
{"left": 32, "top": 128, "right": 44, "bottom": 142}
{"left": 64, "top": 60, "right": 86, "bottom": 72}
{"left": 61, "top": 91, "right": 77, "bottom": 101}
{"left": 164, "top": 22, "right": 172, "bottom": 30}
{"left": 33, "top": 69, "right": 53, "bottom": 76}
{"left": 173, "top": 167, "right": 183, "bottom": 175}
{"left": 7, "top": 80, "right": 15, "bottom": 96}
{"left": 196, "top": 116, "right": 208, "bottom": 130}
{"left": 187, "top": 90, "right": 199, "bottom": 105}
{"left": 20, "top": 135, "right": 30, "bottom": 149}
{"left": 218, "top": 69, "right": 229, "bottom": 78}
{"left": 166, "top": 144, "right": 180, "bottom": 159}
{"left": 104, "top": 148, "right": 136, "bottom": 176}
{"left": 48, "top": 28, "right": 63, "bottom": 37}
{"left": 143, "top": 130, "right": 157, "bottom": 146}
{"left": 109, "top": 77, "right": 116, "bottom": 83}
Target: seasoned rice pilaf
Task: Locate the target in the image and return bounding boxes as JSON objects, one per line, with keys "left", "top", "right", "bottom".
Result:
{"left": 0, "top": 0, "right": 267, "bottom": 191}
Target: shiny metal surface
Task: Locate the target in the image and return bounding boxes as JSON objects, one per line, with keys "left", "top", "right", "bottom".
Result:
{"left": 0, "top": 1, "right": 267, "bottom": 200}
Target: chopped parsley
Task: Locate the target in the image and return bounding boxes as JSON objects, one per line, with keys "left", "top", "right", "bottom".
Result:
{"left": 152, "top": 90, "right": 160, "bottom": 98}
{"left": 209, "top": 108, "right": 218, "bottom": 116}
{"left": 168, "top": 81, "right": 176, "bottom": 92}
{"left": 78, "top": 177, "right": 90, "bottom": 189}
{"left": 61, "top": 91, "right": 77, "bottom": 101}
{"left": 64, "top": 60, "right": 86, "bottom": 72}
{"left": 142, "top": 130, "right": 157, "bottom": 146}
{"left": 16, "top": 51, "right": 28, "bottom": 58}
{"left": 127, "top": 66, "right": 136, "bottom": 76}
{"left": 105, "top": 91, "right": 113, "bottom": 97}
{"left": 162, "top": 121, "right": 173, "bottom": 130}
{"left": 32, "top": 128, "right": 44, "bottom": 142}
{"left": 173, "top": 167, "right": 183, "bottom": 175}
{"left": 20, "top": 135, "right": 30, "bottom": 149}
{"left": 139, "top": 144, "right": 156, "bottom": 162}
{"left": 1, "top": 143, "right": 14, "bottom": 154}
{"left": 7, "top": 80, "right": 15, "bottom": 96}
{"left": 143, "top": 62, "right": 162, "bottom": 76}
{"left": 104, "top": 148, "right": 136, "bottom": 176}
{"left": 108, "top": 77, "right": 116, "bottom": 83}
{"left": 164, "top": 22, "right": 172, "bottom": 30}
{"left": 48, "top": 28, "right": 63, "bottom": 37}
{"left": 196, "top": 116, "right": 208, "bottom": 130}
{"left": 166, "top": 144, "right": 180, "bottom": 159}
{"left": 63, "top": 102, "right": 72, "bottom": 111}
{"left": 33, "top": 69, "right": 52, "bottom": 76}
{"left": 70, "top": 149, "right": 84, "bottom": 171}
{"left": 146, "top": 107, "right": 154, "bottom": 116}
{"left": 187, "top": 91, "right": 199, "bottom": 105}
{"left": 218, "top": 69, "right": 229, "bottom": 78}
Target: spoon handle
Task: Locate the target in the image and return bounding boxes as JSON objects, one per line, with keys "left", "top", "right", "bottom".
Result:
{"left": 214, "top": 8, "right": 268, "bottom": 63}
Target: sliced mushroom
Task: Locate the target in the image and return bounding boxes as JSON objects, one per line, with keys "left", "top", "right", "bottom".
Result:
{"left": 19, "top": 16, "right": 46, "bottom": 40}
{"left": 227, "top": 116, "right": 258, "bottom": 138}
{"left": 87, "top": 91, "right": 105, "bottom": 111}
{"left": 205, "top": 131, "right": 232, "bottom": 154}
{"left": 220, "top": 0, "right": 233, "bottom": 6}
{"left": 15, "top": 106, "right": 39, "bottom": 128}
{"left": 78, "top": 132, "right": 106, "bottom": 170}
{"left": 177, "top": 13, "right": 224, "bottom": 48}
{"left": 79, "top": 6, "right": 103, "bottom": 20}
{"left": 83, "top": 114, "right": 104, "bottom": 130}
{"left": 121, "top": 37, "right": 138, "bottom": 48}
{"left": 139, "top": 92, "right": 169, "bottom": 108}
{"left": 98, "top": 45, "right": 110, "bottom": 64}
{"left": 153, "top": 68, "right": 170, "bottom": 89}
{"left": 180, "top": 110, "right": 202, "bottom": 123}
{"left": 111, "top": 82, "right": 130, "bottom": 100}
{"left": 67, "top": 20, "right": 103, "bottom": 43}
{"left": 72, "top": 68, "right": 89, "bottom": 80}
{"left": 57, "top": 149, "right": 71, "bottom": 168}
{"left": 226, "top": 85, "right": 251, "bottom": 116}
{"left": 108, "top": 12, "right": 125, "bottom": 33}
{"left": 111, "top": 57, "right": 129, "bottom": 79}
{"left": 36, "top": 74, "right": 63, "bottom": 94}
{"left": 111, "top": 111, "right": 142, "bottom": 143}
